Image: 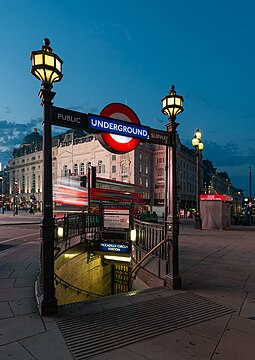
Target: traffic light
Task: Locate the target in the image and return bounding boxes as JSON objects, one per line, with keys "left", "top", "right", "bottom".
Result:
{"left": 80, "top": 175, "right": 87, "bottom": 188}
{"left": 91, "top": 166, "right": 96, "bottom": 188}
{"left": 15, "top": 188, "right": 19, "bottom": 196}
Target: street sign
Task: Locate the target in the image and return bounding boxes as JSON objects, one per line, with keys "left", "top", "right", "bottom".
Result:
{"left": 88, "top": 113, "right": 149, "bottom": 140}
{"left": 51, "top": 106, "right": 88, "bottom": 130}
{"left": 148, "top": 128, "right": 172, "bottom": 146}
{"left": 97, "top": 103, "right": 142, "bottom": 154}
{"left": 50, "top": 105, "right": 171, "bottom": 148}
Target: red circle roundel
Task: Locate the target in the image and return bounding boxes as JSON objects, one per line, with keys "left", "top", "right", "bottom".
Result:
{"left": 97, "top": 103, "right": 141, "bottom": 154}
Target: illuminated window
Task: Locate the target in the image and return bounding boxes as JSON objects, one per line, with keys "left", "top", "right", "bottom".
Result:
{"left": 73, "top": 164, "right": 78, "bottom": 175}
{"left": 80, "top": 163, "right": 85, "bottom": 175}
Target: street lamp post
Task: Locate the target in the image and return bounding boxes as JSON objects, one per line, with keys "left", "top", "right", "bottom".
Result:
{"left": 192, "top": 129, "right": 204, "bottom": 229}
{"left": 249, "top": 166, "right": 252, "bottom": 224}
{"left": 31, "top": 38, "right": 63, "bottom": 315}
{"left": 161, "top": 85, "right": 184, "bottom": 289}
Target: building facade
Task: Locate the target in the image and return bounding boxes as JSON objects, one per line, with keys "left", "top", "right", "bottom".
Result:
{"left": 6, "top": 129, "right": 154, "bottom": 207}
{"left": 6, "top": 128, "right": 241, "bottom": 214}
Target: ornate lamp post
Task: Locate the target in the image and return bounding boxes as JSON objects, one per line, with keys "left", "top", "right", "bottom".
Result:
{"left": 192, "top": 129, "right": 204, "bottom": 229}
{"left": 31, "top": 38, "right": 63, "bottom": 315}
{"left": 161, "top": 85, "right": 184, "bottom": 289}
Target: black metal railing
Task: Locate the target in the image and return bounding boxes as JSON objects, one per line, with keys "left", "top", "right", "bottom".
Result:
{"left": 54, "top": 213, "right": 102, "bottom": 254}
{"left": 133, "top": 219, "right": 166, "bottom": 259}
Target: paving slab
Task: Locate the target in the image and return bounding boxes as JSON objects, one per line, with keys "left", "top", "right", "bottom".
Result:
{"left": 0, "top": 313, "right": 44, "bottom": 345}
{"left": 20, "top": 328, "right": 74, "bottom": 360}
{"left": 184, "top": 314, "right": 232, "bottom": 342}
{"left": 0, "top": 286, "right": 35, "bottom": 301}
{"left": 0, "top": 301, "right": 13, "bottom": 319}
{"left": 211, "top": 325, "right": 255, "bottom": 359}
{"left": 121, "top": 329, "right": 217, "bottom": 360}
{"left": 239, "top": 291, "right": 255, "bottom": 319}
{"left": 0, "top": 341, "right": 36, "bottom": 360}
{"left": 9, "top": 297, "right": 38, "bottom": 316}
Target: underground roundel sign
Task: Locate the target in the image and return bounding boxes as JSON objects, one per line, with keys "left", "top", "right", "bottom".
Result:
{"left": 97, "top": 103, "right": 141, "bottom": 154}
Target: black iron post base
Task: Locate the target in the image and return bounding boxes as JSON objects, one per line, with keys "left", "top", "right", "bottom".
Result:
{"left": 194, "top": 216, "right": 202, "bottom": 229}
{"left": 40, "top": 298, "right": 57, "bottom": 316}
{"left": 165, "top": 273, "right": 182, "bottom": 289}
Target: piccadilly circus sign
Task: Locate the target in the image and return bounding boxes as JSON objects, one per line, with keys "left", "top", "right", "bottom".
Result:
{"left": 88, "top": 103, "right": 149, "bottom": 154}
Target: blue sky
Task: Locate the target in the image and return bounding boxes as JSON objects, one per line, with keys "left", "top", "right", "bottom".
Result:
{"left": 0, "top": 0, "right": 254, "bottom": 195}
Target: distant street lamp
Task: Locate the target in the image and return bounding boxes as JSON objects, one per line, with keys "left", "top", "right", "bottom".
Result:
{"left": 249, "top": 166, "right": 253, "bottom": 224}
{"left": 192, "top": 129, "right": 204, "bottom": 229}
{"left": 31, "top": 38, "right": 63, "bottom": 315}
{"left": 162, "top": 85, "right": 184, "bottom": 289}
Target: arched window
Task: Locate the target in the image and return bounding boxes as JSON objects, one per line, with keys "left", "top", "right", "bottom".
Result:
{"left": 86, "top": 162, "right": 91, "bottom": 174}
{"left": 63, "top": 165, "right": 68, "bottom": 177}
{"left": 98, "top": 160, "right": 105, "bottom": 174}
{"left": 80, "top": 163, "right": 85, "bottom": 175}
{"left": 73, "top": 164, "right": 78, "bottom": 176}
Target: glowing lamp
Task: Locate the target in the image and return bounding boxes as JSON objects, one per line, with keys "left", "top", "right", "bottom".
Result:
{"left": 31, "top": 38, "right": 63, "bottom": 86}
{"left": 57, "top": 226, "right": 64, "bottom": 238}
{"left": 161, "top": 85, "right": 184, "bottom": 119}
{"left": 130, "top": 229, "right": 136, "bottom": 242}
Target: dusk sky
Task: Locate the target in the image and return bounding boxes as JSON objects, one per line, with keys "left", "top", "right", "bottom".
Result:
{"left": 0, "top": 0, "right": 254, "bottom": 195}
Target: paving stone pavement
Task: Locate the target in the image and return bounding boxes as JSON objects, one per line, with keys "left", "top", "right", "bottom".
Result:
{"left": 0, "top": 213, "right": 255, "bottom": 359}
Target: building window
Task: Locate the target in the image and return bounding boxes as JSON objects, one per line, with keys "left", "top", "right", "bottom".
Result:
{"left": 38, "top": 175, "right": 41, "bottom": 192}
{"left": 112, "top": 165, "right": 116, "bottom": 173}
{"left": 98, "top": 160, "right": 105, "bottom": 174}
{"left": 158, "top": 168, "right": 164, "bottom": 177}
{"left": 80, "top": 163, "right": 85, "bottom": 175}
{"left": 145, "top": 179, "right": 149, "bottom": 188}
{"left": 21, "top": 174, "right": 25, "bottom": 194}
{"left": 112, "top": 155, "right": 116, "bottom": 160}
{"left": 63, "top": 165, "right": 68, "bottom": 177}
{"left": 145, "top": 166, "right": 149, "bottom": 175}
{"left": 31, "top": 173, "right": 36, "bottom": 193}
{"left": 73, "top": 163, "right": 78, "bottom": 175}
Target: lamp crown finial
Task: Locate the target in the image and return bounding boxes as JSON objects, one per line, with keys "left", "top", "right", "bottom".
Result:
{"left": 44, "top": 38, "right": 50, "bottom": 46}
{"left": 42, "top": 38, "right": 52, "bottom": 53}
{"left": 169, "top": 84, "right": 176, "bottom": 96}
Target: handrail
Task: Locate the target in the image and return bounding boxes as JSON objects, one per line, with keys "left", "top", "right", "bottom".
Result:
{"left": 129, "top": 238, "right": 168, "bottom": 287}
{"left": 54, "top": 273, "right": 103, "bottom": 298}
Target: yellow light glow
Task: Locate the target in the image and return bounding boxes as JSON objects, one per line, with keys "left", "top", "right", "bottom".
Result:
{"left": 104, "top": 255, "right": 131, "bottom": 262}
{"left": 45, "top": 54, "right": 55, "bottom": 67}
{"left": 195, "top": 131, "right": 202, "bottom": 140}
{"left": 57, "top": 226, "right": 64, "bottom": 238}
{"left": 130, "top": 229, "right": 136, "bottom": 242}
{"left": 64, "top": 253, "right": 79, "bottom": 259}
{"left": 56, "top": 59, "right": 61, "bottom": 71}
{"left": 34, "top": 54, "right": 43, "bottom": 65}
{"left": 175, "top": 98, "right": 181, "bottom": 106}
{"left": 192, "top": 138, "right": 199, "bottom": 146}
{"left": 198, "top": 142, "right": 204, "bottom": 150}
